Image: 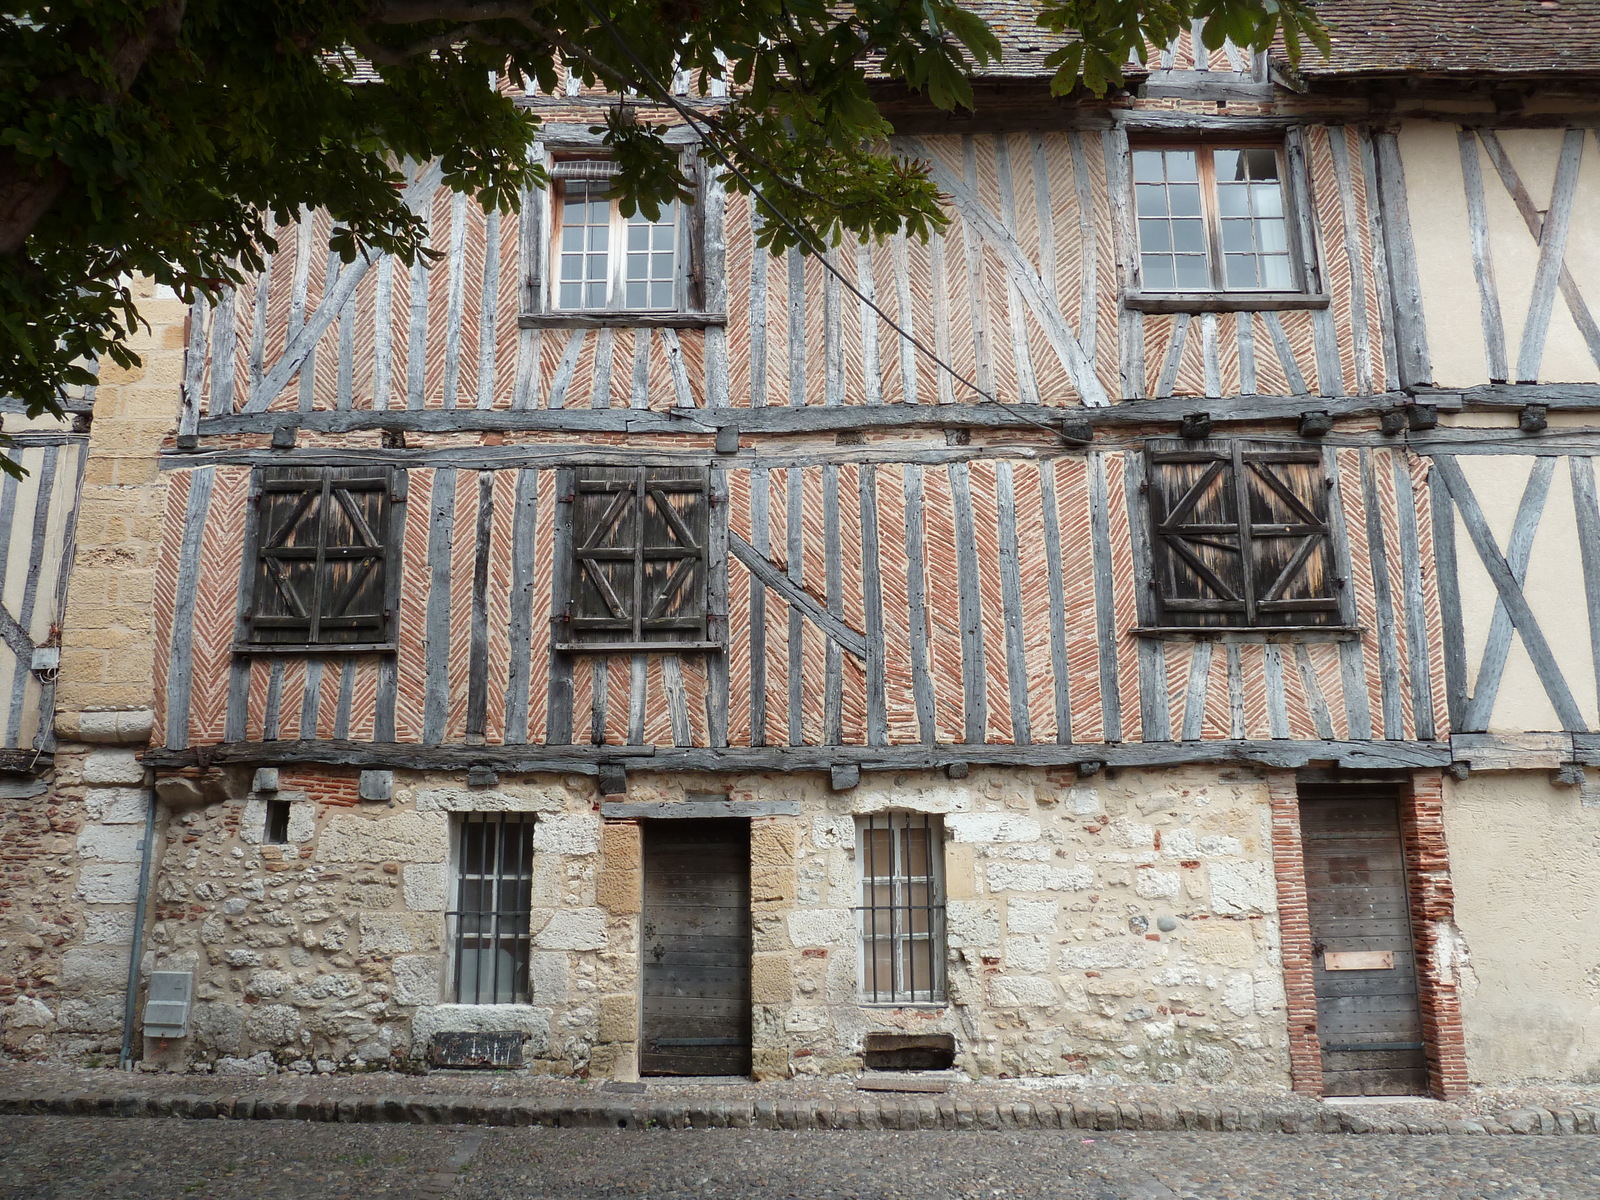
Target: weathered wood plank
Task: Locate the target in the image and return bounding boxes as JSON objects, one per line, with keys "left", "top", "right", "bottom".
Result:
{"left": 1390, "top": 453, "right": 1436, "bottom": 740}
{"left": 727, "top": 533, "right": 868, "bottom": 660}
{"left": 405, "top": 250, "right": 430, "bottom": 410}
{"left": 787, "top": 249, "right": 807, "bottom": 408}
{"left": 1328, "top": 129, "right": 1374, "bottom": 393}
{"left": 960, "top": 136, "right": 996, "bottom": 399}
{"left": 1038, "top": 459, "right": 1072, "bottom": 744}
{"left": 1226, "top": 642, "right": 1245, "bottom": 739}
{"left": 855, "top": 243, "right": 882, "bottom": 406}
{"left": 1432, "top": 454, "right": 1587, "bottom": 731}
{"left": 545, "top": 328, "right": 587, "bottom": 409}
{"left": 1263, "top": 642, "right": 1290, "bottom": 739}
{"left": 949, "top": 460, "right": 989, "bottom": 742}
{"left": 1088, "top": 452, "right": 1123, "bottom": 740}
{"left": 466, "top": 470, "right": 495, "bottom": 740}
{"left": 477, "top": 207, "right": 502, "bottom": 410}
{"left": 299, "top": 659, "right": 324, "bottom": 740}
{"left": 1515, "top": 129, "right": 1584, "bottom": 383}
{"left": 1180, "top": 638, "right": 1213, "bottom": 741}
{"left": 163, "top": 467, "right": 216, "bottom": 749}
{"left": 1121, "top": 450, "right": 1168, "bottom": 741}
{"left": 1356, "top": 127, "right": 1401, "bottom": 393}
{"left": 824, "top": 465, "right": 843, "bottom": 743}
{"left": 546, "top": 468, "right": 576, "bottom": 745}
{"left": 4, "top": 447, "right": 58, "bottom": 745}
{"left": 1294, "top": 642, "right": 1337, "bottom": 740}
{"left": 1569, "top": 456, "right": 1600, "bottom": 733}
{"left": 661, "top": 328, "right": 695, "bottom": 408}
{"left": 995, "top": 462, "right": 1032, "bottom": 745}
{"left": 749, "top": 465, "right": 769, "bottom": 746}
{"left": 662, "top": 655, "right": 692, "bottom": 746}
{"left": 994, "top": 133, "right": 1040, "bottom": 405}
{"left": 1325, "top": 446, "right": 1372, "bottom": 740}
{"left": 1428, "top": 475, "right": 1468, "bottom": 730}
{"left": 333, "top": 657, "right": 356, "bottom": 741}
{"left": 1155, "top": 313, "right": 1192, "bottom": 399}
{"left": 706, "top": 466, "right": 730, "bottom": 748}
{"left": 422, "top": 467, "right": 458, "bottom": 745}
{"left": 262, "top": 659, "right": 284, "bottom": 741}
{"left": 859, "top": 465, "right": 888, "bottom": 746}
{"left": 749, "top": 210, "right": 769, "bottom": 408}
{"left": 502, "top": 468, "right": 539, "bottom": 744}
{"left": 149, "top": 736, "right": 1457, "bottom": 774}
{"left": 902, "top": 464, "right": 937, "bottom": 743}
{"left": 1461, "top": 455, "right": 1554, "bottom": 732}
{"left": 1261, "top": 311, "right": 1310, "bottom": 396}
{"left": 207, "top": 287, "right": 237, "bottom": 417}
{"left": 1237, "top": 313, "right": 1258, "bottom": 396}
{"left": 1371, "top": 131, "right": 1432, "bottom": 387}
{"left": 891, "top": 230, "right": 918, "bottom": 404}
{"left": 1066, "top": 133, "right": 1096, "bottom": 369}
{"left": 1360, "top": 450, "right": 1406, "bottom": 739}
{"left": 1201, "top": 312, "right": 1221, "bottom": 397}
{"left": 824, "top": 250, "right": 845, "bottom": 407}
{"left": 179, "top": 294, "right": 209, "bottom": 439}
{"left": 629, "top": 652, "right": 647, "bottom": 745}
{"left": 588, "top": 326, "right": 615, "bottom": 410}
{"left": 1457, "top": 130, "right": 1509, "bottom": 382}
{"left": 785, "top": 464, "right": 804, "bottom": 744}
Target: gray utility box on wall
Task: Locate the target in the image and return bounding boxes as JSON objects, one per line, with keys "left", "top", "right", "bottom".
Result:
{"left": 142, "top": 971, "right": 194, "bottom": 1038}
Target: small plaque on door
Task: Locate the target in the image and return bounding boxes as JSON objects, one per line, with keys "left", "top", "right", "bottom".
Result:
{"left": 1324, "top": 950, "right": 1394, "bottom": 971}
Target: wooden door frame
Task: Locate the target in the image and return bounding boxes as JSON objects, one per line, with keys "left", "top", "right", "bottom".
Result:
{"left": 1269, "top": 768, "right": 1468, "bottom": 1099}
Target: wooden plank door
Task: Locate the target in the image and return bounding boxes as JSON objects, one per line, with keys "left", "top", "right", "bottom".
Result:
{"left": 641, "top": 819, "right": 752, "bottom": 1076}
{"left": 1300, "top": 784, "right": 1428, "bottom": 1096}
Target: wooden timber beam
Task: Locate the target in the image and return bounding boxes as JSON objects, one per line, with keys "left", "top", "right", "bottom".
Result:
{"left": 189, "top": 391, "right": 1431, "bottom": 439}
{"left": 141, "top": 737, "right": 1454, "bottom": 774}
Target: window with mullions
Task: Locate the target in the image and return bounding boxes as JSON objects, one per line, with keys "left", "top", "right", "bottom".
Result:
{"left": 1146, "top": 439, "right": 1344, "bottom": 630}
{"left": 1133, "top": 146, "right": 1298, "bottom": 293}
{"left": 856, "top": 813, "right": 946, "bottom": 1005}
{"left": 552, "top": 159, "right": 681, "bottom": 312}
{"left": 448, "top": 813, "right": 536, "bottom": 1005}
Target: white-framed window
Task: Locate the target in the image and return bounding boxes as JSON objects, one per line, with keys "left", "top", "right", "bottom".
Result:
{"left": 550, "top": 159, "right": 682, "bottom": 312}
{"left": 856, "top": 812, "right": 946, "bottom": 1004}
{"left": 447, "top": 812, "right": 536, "bottom": 1004}
{"left": 1132, "top": 145, "right": 1301, "bottom": 294}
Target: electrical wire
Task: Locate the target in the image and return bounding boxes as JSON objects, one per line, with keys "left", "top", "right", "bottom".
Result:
{"left": 570, "top": 0, "right": 1077, "bottom": 440}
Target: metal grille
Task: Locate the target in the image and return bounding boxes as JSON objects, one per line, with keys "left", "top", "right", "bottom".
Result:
{"left": 856, "top": 812, "right": 946, "bottom": 1004}
{"left": 448, "top": 813, "right": 535, "bottom": 1004}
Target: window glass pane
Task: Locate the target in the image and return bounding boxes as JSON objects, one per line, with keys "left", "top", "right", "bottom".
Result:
{"left": 1171, "top": 219, "right": 1205, "bottom": 253}
{"left": 650, "top": 281, "right": 673, "bottom": 308}
{"left": 1214, "top": 149, "right": 1243, "bottom": 181}
{"left": 1165, "top": 150, "right": 1198, "bottom": 181}
{"left": 558, "top": 281, "right": 581, "bottom": 306}
{"left": 1174, "top": 255, "right": 1211, "bottom": 290}
{"left": 1257, "top": 219, "right": 1287, "bottom": 253}
{"left": 1224, "top": 254, "right": 1261, "bottom": 288}
{"left": 1221, "top": 220, "right": 1256, "bottom": 253}
{"left": 626, "top": 280, "right": 646, "bottom": 308}
{"left": 1251, "top": 182, "right": 1284, "bottom": 217}
{"left": 1136, "top": 185, "right": 1169, "bottom": 217}
{"left": 1141, "top": 256, "right": 1175, "bottom": 291}
{"left": 1132, "top": 150, "right": 1167, "bottom": 182}
{"left": 627, "top": 224, "right": 649, "bottom": 251}
{"left": 1217, "top": 185, "right": 1250, "bottom": 217}
{"left": 1260, "top": 255, "right": 1294, "bottom": 290}
{"left": 1168, "top": 184, "right": 1202, "bottom": 216}
{"left": 1242, "top": 148, "right": 1279, "bottom": 180}
{"left": 1139, "top": 220, "right": 1172, "bottom": 252}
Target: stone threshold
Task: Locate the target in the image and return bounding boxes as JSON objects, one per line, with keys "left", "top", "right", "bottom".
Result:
{"left": 0, "top": 1085, "right": 1595, "bottom": 1135}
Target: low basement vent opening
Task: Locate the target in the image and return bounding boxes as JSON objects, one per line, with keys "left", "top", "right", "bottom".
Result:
{"left": 862, "top": 1032, "right": 955, "bottom": 1072}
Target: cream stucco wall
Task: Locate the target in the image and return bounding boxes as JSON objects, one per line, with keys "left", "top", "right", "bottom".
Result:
{"left": 1443, "top": 771, "right": 1600, "bottom": 1084}
{"left": 1402, "top": 123, "right": 1600, "bottom": 387}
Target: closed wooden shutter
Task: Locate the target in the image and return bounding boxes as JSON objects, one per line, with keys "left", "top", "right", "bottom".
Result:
{"left": 249, "top": 465, "right": 394, "bottom": 647}
{"left": 565, "top": 466, "right": 710, "bottom": 652}
{"left": 1147, "top": 440, "right": 1339, "bottom": 629}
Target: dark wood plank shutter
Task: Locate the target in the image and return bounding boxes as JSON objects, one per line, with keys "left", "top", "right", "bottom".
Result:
{"left": 564, "top": 466, "right": 711, "bottom": 652}
{"left": 1147, "top": 440, "right": 1340, "bottom": 628}
{"left": 249, "top": 465, "right": 394, "bottom": 647}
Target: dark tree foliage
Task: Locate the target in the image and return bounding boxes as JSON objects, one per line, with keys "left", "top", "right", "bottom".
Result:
{"left": 0, "top": 0, "right": 1326, "bottom": 461}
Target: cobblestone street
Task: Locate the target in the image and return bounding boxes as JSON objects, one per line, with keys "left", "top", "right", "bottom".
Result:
{"left": 3, "top": 1118, "right": 1598, "bottom": 1200}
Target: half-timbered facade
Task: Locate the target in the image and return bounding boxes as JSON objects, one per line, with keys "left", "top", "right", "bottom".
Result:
{"left": 6, "top": 0, "right": 1600, "bottom": 1097}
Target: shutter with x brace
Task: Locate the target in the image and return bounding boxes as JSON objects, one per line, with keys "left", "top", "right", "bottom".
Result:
{"left": 249, "top": 466, "right": 394, "bottom": 646}
{"left": 1147, "top": 440, "right": 1340, "bottom": 628}
{"left": 564, "top": 466, "right": 710, "bottom": 651}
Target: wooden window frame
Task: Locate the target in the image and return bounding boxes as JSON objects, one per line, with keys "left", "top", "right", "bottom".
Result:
{"left": 555, "top": 464, "right": 715, "bottom": 655}
{"left": 1122, "top": 138, "right": 1327, "bottom": 313}
{"left": 855, "top": 812, "right": 947, "bottom": 1007}
{"left": 237, "top": 465, "right": 406, "bottom": 655}
{"left": 1142, "top": 439, "right": 1353, "bottom": 636}
{"left": 522, "top": 144, "right": 721, "bottom": 327}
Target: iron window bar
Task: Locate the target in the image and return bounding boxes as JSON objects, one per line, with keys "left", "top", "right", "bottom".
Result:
{"left": 855, "top": 811, "right": 946, "bottom": 1004}
{"left": 447, "top": 812, "right": 536, "bottom": 1005}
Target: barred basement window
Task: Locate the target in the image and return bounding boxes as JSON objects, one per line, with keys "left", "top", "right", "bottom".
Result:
{"left": 244, "top": 465, "right": 403, "bottom": 651}
{"left": 856, "top": 813, "right": 946, "bottom": 1004}
{"left": 448, "top": 813, "right": 536, "bottom": 1004}
{"left": 559, "top": 465, "right": 712, "bottom": 653}
{"left": 1145, "top": 439, "right": 1344, "bottom": 630}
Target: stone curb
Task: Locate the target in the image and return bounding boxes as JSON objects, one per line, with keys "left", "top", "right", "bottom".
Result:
{"left": 0, "top": 1091, "right": 1596, "bottom": 1135}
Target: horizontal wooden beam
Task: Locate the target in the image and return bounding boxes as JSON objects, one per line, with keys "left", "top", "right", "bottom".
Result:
{"left": 190, "top": 392, "right": 1424, "bottom": 440}
{"left": 0, "top": 750, "right": 51, "bottom": 776}
{"left": 1419, "top": 382, "right": 1600, "bottom": 410}
{"left": 517, "top": 313, "right": 726, "bottom": 330}
{"left": 141, "top": 737, "right": 1453, "bottom": 774}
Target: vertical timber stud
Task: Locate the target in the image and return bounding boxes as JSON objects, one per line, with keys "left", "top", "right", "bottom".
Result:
{"left": 547, "top": 467, "right": 577, "bottom": 745}
{"left": 1399, "top": 769, "right": 1470, "bottom": 1099}
{"left": 466, "top": 471, "right": 495, "bottom": 743}
{"left": 1268, "top": 771, "right": 1323, "bottom": 1097}
{"left": 1371, "top": 131, "right": 1433, "bottom": 388}
{"left": 706, "top": 465, "right": 730, "bottom": 747}
{"left": 1103, "top": 127, "right": 1143, "bottom": 399}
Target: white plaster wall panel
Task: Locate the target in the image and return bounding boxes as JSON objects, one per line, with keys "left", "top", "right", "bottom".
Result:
{"left": 1443, "top": 773, "right": 1600, "bottom": 1084}
{"left": 1401, "top": 122, "right": 1489, "bottom": 387}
